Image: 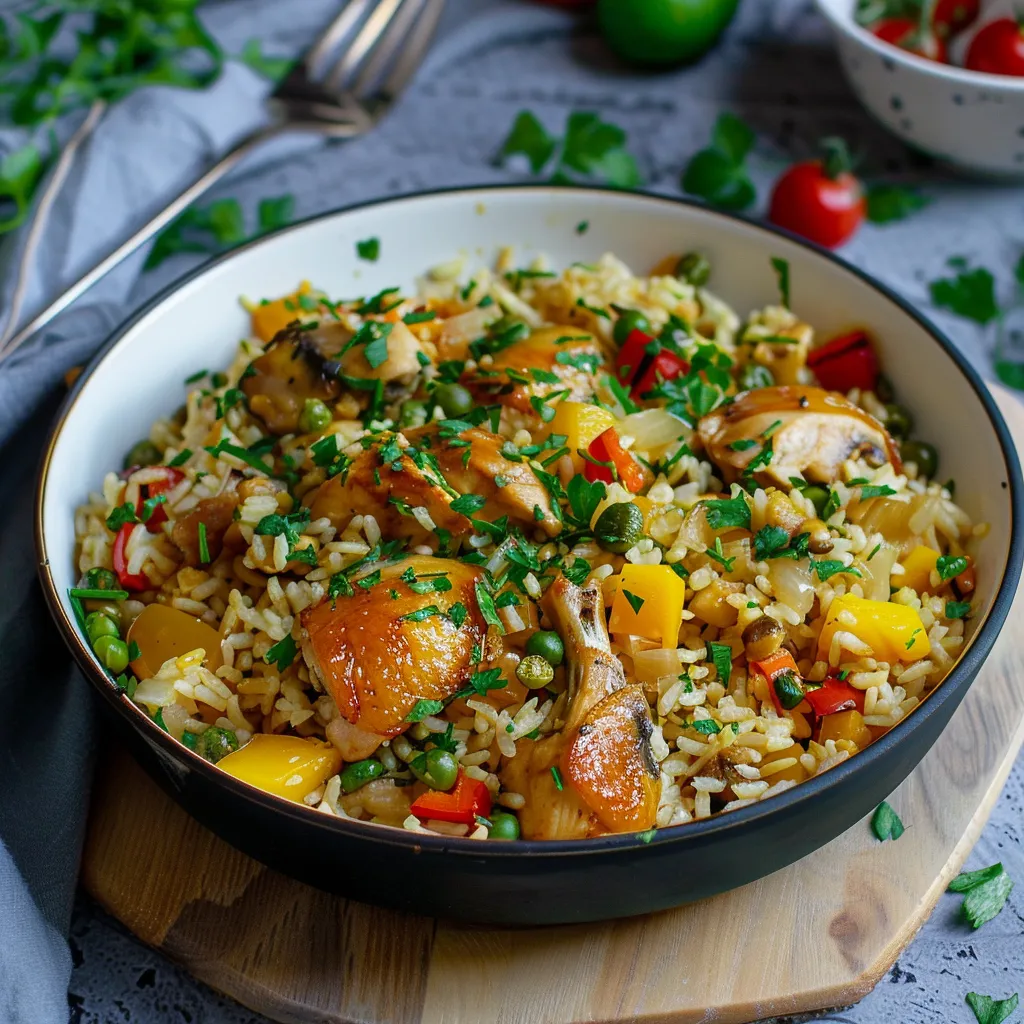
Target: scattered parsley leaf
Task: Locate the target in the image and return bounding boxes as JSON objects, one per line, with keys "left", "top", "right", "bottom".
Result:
{"left": 949, "top": 863, "right": 1014, "bottom": 930}
{"left": 498, "top": 110, "right": 557, "bottom": 173}
{"left": 239, "top": 38, "right": 292, "bottom": 83}
{"left": 356, "top": 236, "right": 380, "bottom": 262}
{"left": 965, "top": 992, "right": 1019, "bottom": 1024}
{"left": 264, "top": 634, "right": 297, "bottom": 671}
{"left": 771, "top": 256, "right": 790, "bottom": 309}
{"left": 865, "top": 184, "right": 931, "bottom": 224}
{"left": 871, "top": 800, "right": 905, "bottom": 841}
{"left": 929, "top": 260, "right": 999, "bottom": 325}
{"left": 681, "top": 113, "right": 756, "bottom": 211}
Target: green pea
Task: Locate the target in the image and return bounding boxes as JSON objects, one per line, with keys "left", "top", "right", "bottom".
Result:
{"left": 739, "top": 364, "right": 774, "bottom": 392}
{"left": 433, "top": 382, "right": 473, "bottom": 418}
{"left": 594, "top": 501, "right": 644, "bottom": 554}
{"left": 488, "top": 811, "right": 520, "bottom": 840}
{"left": 900, "top": 440, "right": 938, "bottom": 480}
{"left": 123, "top": 440, "right": 161, "bottom": 470}
{"left": 92, "top": 634, "right": 129, "bottom": 674}
{"left": 412, "top": 748, "right": 460, "bottom": 791}
{"left": 299, "top": 398, "right": 332, "bottom": 434}
{"left": 525, "top": 630, "right": 564, "bottom": 667}
{"left": 85, "top": 611, "right": 119, "bottom": 644}
{"left": 802, "top": 485, "right": 830, "bottom": 518}
{"left": 340, "top": 759, "right": 386, "bottom": 793}
{"left": 884, "top": 403, "right": 914, "bottom": 440}
{"left": 399, "top": 399, "right": 429, "bottom": 428}
{"left": 197, "top": 726, "right": 239, "bottom": 764}
{"left": 675, "top": 251, "right": 710, "bottom": 287}
{"left": 516, "top": 655, "right": 554, "bottom": 690}
{"left": 83, "top": 567, "right": 119, "bottom": 592}
{"left": 613, "top": 309, "right": 653, "bottom": 346}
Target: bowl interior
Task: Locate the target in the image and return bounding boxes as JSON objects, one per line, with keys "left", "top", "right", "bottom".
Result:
{"left": 41, "top": 186, "right": 1015, "bottom": 736}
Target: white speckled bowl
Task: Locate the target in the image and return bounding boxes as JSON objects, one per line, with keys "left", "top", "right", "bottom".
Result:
{"left": 816, "top": 0, "right": 1024, "bottom": 177}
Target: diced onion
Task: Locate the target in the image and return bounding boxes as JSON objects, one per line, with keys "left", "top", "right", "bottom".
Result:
{"left": 768, "top": 558, "right": 815, "bottom": 617}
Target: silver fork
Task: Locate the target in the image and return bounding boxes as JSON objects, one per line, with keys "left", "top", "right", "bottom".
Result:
{"left": 0, "top": 0, "right": 444, "bottom": 366}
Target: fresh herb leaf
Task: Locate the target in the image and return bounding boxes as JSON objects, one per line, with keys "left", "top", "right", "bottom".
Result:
{"left": 551, "top": 765, "right": 564, "bottom": 791}
{"left": 498, "top": 110, "right": 557, "bottom": 173}
{"left": 264, "top": 634, "right": 297, "bottom": 671}
{"left": 773, "top": 672, "right": 804, "bottom": 710}
{"left": 356, "top": 236, "right": 380, "bottom": 262}
{"left": 946, "top": 600, "right": 971, "bottom": 620}
{"left": 681, "top": 113, "right": 756, "bottom": 211}
{"left": 948, "top": 863, "right": 1014, "bottom": 930}
{"left": 701, "top": 495, "right": 751, "bottom": 531}
{"left": 859, "top": 484, "right": 897, "bottom": 499}
{"left": 811, "top": 559, "right": 861, "bottom": 581}
{"left": 937, "top": 554, "right": 968, "bottom": 580}
{"left": 708, "top": 641, "right": 732, "bottom": 686}
{"left": 400, "top": 605, "right": 442, "bottom": 622}
{"left": 871, "top": 800, "right": 905, "bottom": 842}
{"left": 197, "top": 522, "right": 210, "bottom": 564}
{"left": 475, "top": 581, "right": 504, "bottom": 633}
{"left": 690, "top": 718, "right": 722, "bottom": 735}
{"left": 623, "top": 589, "right": 645, "bottom": 615}
{"left": 239, "top": 38, "right": 292, "bottom": 83}
{"left": 753, "top": 524, "right": 791, "bottom": 561}
{"left": 106, "top": 503, "right": 139, "bottom": 531}
{"left": 929, "top": 260, "right": 999, "bottom": 325}
{"left": 866, "top": 184, "right": 931, "bottom": 224}
{"left": 566, "top": 474, "right": 605, "bottom": 527}
{"left": 771, "top": 257, "right": 790, "bottom": 309}
{"left": 965, "top": 992, "right": 1019, "bottom": 1024}
{"left": 405, "top": 699, "right": 444, "bottom": 723}
{"left": 450, "top": 493, "right": 486, "bottom": 516}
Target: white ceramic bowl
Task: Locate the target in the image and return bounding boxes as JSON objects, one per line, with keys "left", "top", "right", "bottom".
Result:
{"left": 816, "top": 0, "right": 1024, "bottom": 177}
{"left": 35, "top": 186, "right": 1024, "bottom": 923}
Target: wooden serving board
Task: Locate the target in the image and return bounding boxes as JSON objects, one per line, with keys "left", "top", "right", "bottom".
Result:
{"left": 81, "top": 388, "right": 1024, "bottom": 1024}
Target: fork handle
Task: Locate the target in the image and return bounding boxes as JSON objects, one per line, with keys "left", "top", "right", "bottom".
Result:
{"left": 0, "top": 123, "right": 285, "bottom": 367}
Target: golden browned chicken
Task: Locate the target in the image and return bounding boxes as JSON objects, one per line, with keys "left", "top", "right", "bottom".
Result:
{"left": 171, "top": 492, "right": 239, "bottom": 566}
{"left": 462, "top": 326, "right": 604, "bottom": 416}
{"left": 500, "top": 577, "right": 660, "bottom": 840}
{"left": 697, "top": 385, "right": 901, "bottom": 487}
{"left": 299, "top": 556, "right": 486, "bottom": 742}
{"left": 242, "top": 319, "right": 423, "bottom": 433}
{"left": 308, "top": 424, "right": 561, "bottom": 542}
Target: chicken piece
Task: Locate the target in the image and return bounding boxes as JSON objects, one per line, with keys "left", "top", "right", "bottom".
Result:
{"left": 500, "top": 577, "right": 660, "bottom": 840}
{"left": 308, "top": 424, "right": 561, "bottom": 542}
{"left": 697, "top": 385, "right": 901, "bottom": 488}
{"left": 242, "top": 319, "right": 423, "bottom": 433}
{"left": 171, "top": 492, "right": 239, "bottom": 566}
{"left": 299, "top": 555, "right": 486, "bottom": 739}
{"left": 462, "top": 326, "right": 604, "bottom": 417}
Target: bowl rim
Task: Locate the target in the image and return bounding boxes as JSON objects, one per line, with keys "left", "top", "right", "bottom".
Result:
{"left": 813, "top": 0, "right": 1024, "bottom": 92}
{"left": 36, "top": 182, "right": 1024, "bottom": 860}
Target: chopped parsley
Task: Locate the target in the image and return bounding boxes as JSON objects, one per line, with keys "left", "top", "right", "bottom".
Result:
{"left": 705, "top": 537, "right": 735, "bottom": 573}
{"left": 356, "top": 236, "right": 380, "bottom": 261}
{"left": 450, "top": 493, "right": 486, "bottom": 516}
{"left": 106, "top": 503, "right": 139, "bottom": 531}
{"left": 197, "top": 522, "right": 210, "bottom": 564}
{"left": 811, "top": 559, "right": 861, "bottom": 582}
{"left": 168, "top": 449, "right": 192, "bottom": 467}
{"left": 708, "top": 642, "right": 732, "bottom": 686}
{"left": 690, "top": 718, "right": 722, "bottom": 735}
{"left": 622, "top": 589, "right": 645, "bottom": 615}
{"left": 929, "top": 258, "right": 999, "bottom": 326}
{"left": 770, "top": 256, "right": 790, "bottom": 309}
{"left": 946, "top": 600, "right": 971, "bottom": 620}
{"left": 701, "top": 494, "right": 751, "bottom": 531}
{"left": 859, "top": 484, "right": 897, "bottom": 499}
{"left": 551, "top": 765, "right": 564, "bottom": 791}
{"left": 405, "top": 699, "right": 443, "bottom": 723}
{"left": 264, "top": 634, "right": 298, "bottom": 671}
{"left": 937, "top": 554, "right": 968, "bottom": 580}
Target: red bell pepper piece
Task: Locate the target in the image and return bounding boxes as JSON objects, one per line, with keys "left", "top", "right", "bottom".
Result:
{"left": 409, "top": 771, "right": 492, "bottom": 825}
{"left": 112, "top": 524, "right": 149, "bottom": 592}
{"left": 806, "top": 331, "right": 879, "bottom": 393}
{"left": 632, "top": 350, "right": 689, "bottom": 400}
{"left": 804, "top": 672, "right": 864, "bottom": 717}
{"left": 139, "top": 467, "right": 185, "bottom": 531}
{"left": 615, "top": 328, "right": 655, "bottom": 387}
{"left": 583, "top": 427, "right": 645, "bottom": 493}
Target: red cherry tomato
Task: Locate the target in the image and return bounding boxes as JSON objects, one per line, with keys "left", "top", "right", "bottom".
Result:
{"left": 932, "top": 0, "right": 980, "bottom": 39}
{"left": 768, "top": 143, "right": 866, "bottom": 250}
{"left": 870, "top": 17, "right": 949, "bottom": 62}
{"left": 806, "top": 331, "right": 879, "bottom": 392}
{"left": 112, "top": 524, "right": 149, "bottom": 592}
{"left": 965, "top": 18, "right": 1024, "bottom": 77}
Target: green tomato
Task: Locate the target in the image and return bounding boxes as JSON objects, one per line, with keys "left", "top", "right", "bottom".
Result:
{"left": 613, "top": 309, "right": 653, "bottom": 346}
{"left": 597, "top": 0, "right": 741, "bottom": 67}
{"left": 488, "top": 811, "right": 521, "bottom": 840}
{"left": 299, "top": 398, "right": 332, "bottom": 434}
{"left": 594, "top": 501, "right": 644, "bottom": 554}
{"left": 93, "top": 634, "right": 129, "bottom": 674}
{"left": 433, "top": 382, "right": 474, "bottom": 418}
{"left": 197, "top": 726, "right": 239, "bottom": 764}
{"left": 516, "top": 655, "right": 555, "bottom": 690}
{"left": 525, "top": 630, "right": 564, "bottom": 667}
{"left": 340, "top": 759, "right": 386, "bottom": 794}
{"left": 884, "top": 403, "right": 914, "bottom": 440}
{"left": 85, "top": 611, "right": 119, "bottom": 644}
{"left": 123, "top": 439, "right": 161, "bottom": 470}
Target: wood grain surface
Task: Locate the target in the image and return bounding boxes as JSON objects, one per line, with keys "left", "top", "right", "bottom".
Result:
{"left": 81, "top": 390, "right": 1024, "bottom": 1024}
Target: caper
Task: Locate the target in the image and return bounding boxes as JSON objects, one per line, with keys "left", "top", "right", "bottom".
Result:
{"left": 801, "top": 485, "right": 830, "bottom": 518}
{"left": 525, "top": 630, "right": 564, "bottom": 667}
{"left": 85, "top": 611, "right": 119, "bottom": 644}
{"left": 594, "top": 501, "right": 644, "bottom": 554}
{"left": 399, "top": 399, "right": 429, "bottom": 428}
{"left": 340, "top": 759, "right": 385, "bottom": 793}
{"left": 675, "top": 251, "right": 710, "bottom": 287}
{"left": 739, "top": 364, "right": 774, "bottom": 392}
{"left": 884, "top": 403, "right": 914, "bottom": 440}
{"left": 741, "top": 616, "right": 785, "bottom": 663}
{"left": 613, "top": 309, "right": 653, "bottom": 346}
{"left": 411, "top": 748, "right": 460, "bottom": 791}
{"left": 433, "top": 382, "right": 474, "bottom": 418}
{"left": 299, "top": 397, "right": 332, "bottom": 434}
{"left": 123, "top": 440, "right": 161, "bottom": 470}
{"left": 900, "top": 440, "right": 938, "bottom": 480}
{"left": 488, "top": 811, "right": 521, "bottom": 840}
{"left": 92, "top": 635, "right": 129, "bottom": 674}
{"left": 197, "top": 726, "right": 239, "bottom": 764}
{"left": 516, "top": 655, "right": 554, "bottom": 690}
{"left": 83, "top": 567, "right": 119, "bottom": 592}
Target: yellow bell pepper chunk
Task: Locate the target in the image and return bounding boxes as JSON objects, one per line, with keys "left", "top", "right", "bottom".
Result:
{"left": 892, "top": 545, "right": 940, "bottom": 593}
{"left": 547, "top": 401, "right": 616, "bottom": 467}
{"left": 127, "top": 603, "right": 223, "bottom": 680}
{"left": 817, "top": 593, "right": 931, "bottom": 664}
{"left": 608, "top": 564, "right": 686, "bottom": 648}
{"left": 818, "top": 710, "right": 873, "bottom": 749}
{"left": 250, "top": 281, "right": 311, "bottom": 343}
{"left": 217, "top": 734, "right": 342, "bottom": 802}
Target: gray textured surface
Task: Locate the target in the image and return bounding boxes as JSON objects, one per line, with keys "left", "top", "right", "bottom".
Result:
{"left": 48, "top": 0, "right": 1024, "bottom": 1021}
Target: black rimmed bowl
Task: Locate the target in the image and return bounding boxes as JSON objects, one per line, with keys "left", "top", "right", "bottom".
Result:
{"left": 36, "top": 186, "right": 1024, "bottom": 924}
